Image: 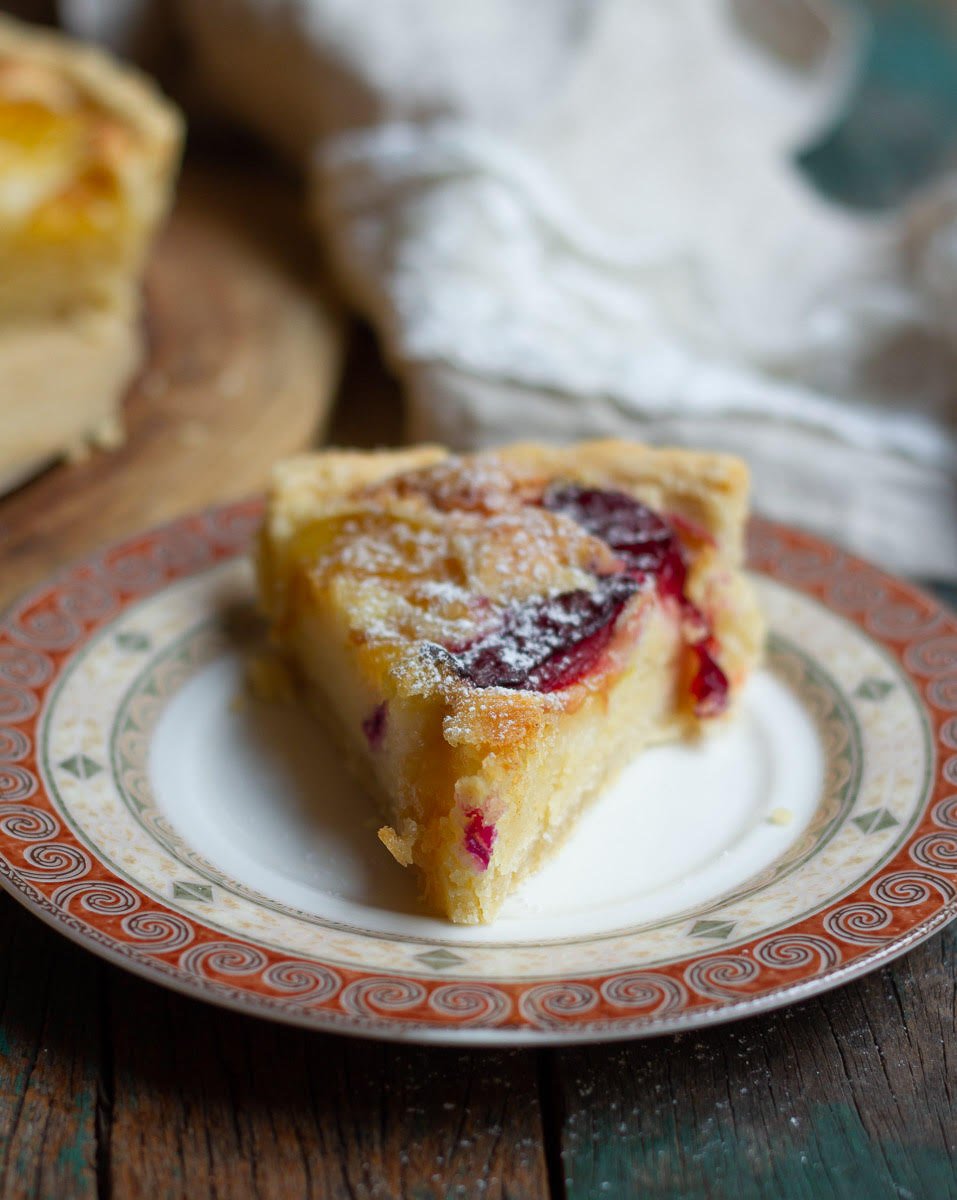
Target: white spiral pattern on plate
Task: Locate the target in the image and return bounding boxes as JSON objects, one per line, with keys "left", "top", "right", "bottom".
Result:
{"left": 926, "top": 677, "right": 957, "bottom": 711}
{"left": 867, "top": 604, "right": 944, "bottom": 641}
{"left": 910, "top": 833, "right": 957, "bottom": 871}
{"left": 519, "top": 982, "right": 599, "bottom": 1024}
{"left": 121, "top": 911, "right": 194, "bottom": 951}
{"left": 824, "top": 903, "right": 892, "bottom": 944}
{"left": 872, "top": 870, "right": 955, "bottom": 906}
{"left": 0, "top": 646, "right": 53, "bottom": 687}
{"left": 261, "top": 961, "right": 342, "bottom": 1005}
{"left": 600, "top": 973, "right": 688, "bottom": 1013}
{"left": 103, "top": 551, "right": 164, "bottom": 595}
{"left": 760, "top": 542, "right": 836, "bottom": 585}
{"left": 7, "top": 605, "right": 81, "bottom": 651}
{"left": 0, "top": 765, "right": 37, "bottom": 802}
{"left": 156, "top": 528, "right": 212, "bottom": 574}
{"left": 52, "top": 880, "right": 140, "bottom": 913}
{"left": 340, "top": 977, "right": 428, "bottom": 1016}
{"left": 179, "top": 942, "right": 268, "bottom": 977}
{"left": 203, "top": 506, "right": 262, "bottom": 549}
{"left": 19, "top": 842, "right": 90, "bottom": 881}
{"left": 57, "top": 577, "right": 115, "bottom": 622}
{"left": 904, "top": 636, "right": 957, "bottom": 678}
{"left": 0, "top": 687, "right": 38, "bottom": 724}
{"left": 934, "top": 795, "right": 957, "bottom": 827}
{"left": 427, "top": 983, "right": 512, "bottom": 1026}
{"left": 0, "top": 806, "right": 58, "bottom": 841}
{"left": 684, "top": 955, "right": 759, "bottom": 999}
{"left": 828, "top": 576, "right": 887, "bottom": 614}
{"left": 752, "top": 934, "right": 841, "bottom": 971}
{"left": 0, "top": 727, "right": 30, "bottom": 762}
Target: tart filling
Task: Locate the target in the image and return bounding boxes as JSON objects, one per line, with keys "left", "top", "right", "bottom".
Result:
{"left": 440, "top": 483, "right": 729, "bottom": 714}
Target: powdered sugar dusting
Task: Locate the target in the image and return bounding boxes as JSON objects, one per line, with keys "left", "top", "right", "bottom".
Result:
{"left": 367, "top": 454, "right": 541, "bottom": 515}
{"left": 299, "top": 455, "right": 731, "bottom": 708}
{"left": 334, "top": 515, "right": 453, "bottom": 579}
{"left": 451, "top": 508, "right": 604, "bottom": 601}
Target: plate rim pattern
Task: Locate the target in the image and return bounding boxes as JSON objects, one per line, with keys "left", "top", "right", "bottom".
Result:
{"left": 0, "top": 501, "right": 955, "bottom": 1044}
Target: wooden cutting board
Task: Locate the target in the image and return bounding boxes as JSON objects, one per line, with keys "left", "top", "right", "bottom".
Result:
{"left": 0, "top": 160, "right": 345, "bottom": 609}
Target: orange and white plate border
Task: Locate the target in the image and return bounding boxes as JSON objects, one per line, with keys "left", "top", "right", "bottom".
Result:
{"left": 0, "top": 500, "right": 955, "bottom": 1045}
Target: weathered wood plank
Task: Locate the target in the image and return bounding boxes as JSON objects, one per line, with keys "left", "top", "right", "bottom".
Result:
{"left": 550, "top": 924, "right": 957, "bottom": 1200}
{"left": 0, "top": 899, "right": 101, "bottom": 1200}
{"left": 106, "top": 969, "right": 550, "bottom": 1200}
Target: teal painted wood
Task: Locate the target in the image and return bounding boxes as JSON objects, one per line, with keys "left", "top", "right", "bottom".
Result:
{"left": 801, "top": 0, "right": 957, "bottom": 209}
{"left": 549, "top": 923, "right": 957, "bottom": 1200}
{"left": 0, "top": 899, "right": 100, "bottom": 1200}
{"left": 930, "top": 582, "right": 957, "bottom": 615}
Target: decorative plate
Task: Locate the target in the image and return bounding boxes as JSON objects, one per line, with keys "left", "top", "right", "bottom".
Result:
{"left": 1, "top": 502, "right": 955, "bottom": 1045}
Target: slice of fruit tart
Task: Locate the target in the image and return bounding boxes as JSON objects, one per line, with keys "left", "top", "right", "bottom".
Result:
{"left": 256, "top": 441, "right": 764, "bottom": 924}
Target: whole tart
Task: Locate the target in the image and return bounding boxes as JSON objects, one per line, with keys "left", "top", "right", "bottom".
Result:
{"left": 0, "top": 14, "right": 182, "bottom": 490}
{"left": 257, "top": 441, "right": 765, "bottom": 924}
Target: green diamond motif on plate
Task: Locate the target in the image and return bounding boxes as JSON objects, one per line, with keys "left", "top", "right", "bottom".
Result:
{"left": 115, "top": 631, "right": 151, "bottom": 652}
{"left": 172, "top": 881, "right": 213, "bottom": 903}
{"left": 59, "top": 754, "right": 102, "bottom": 780}
{"left": 414, "top": 948, "right": 466, "bottom": 971}
{"left": 690, "top": 919, "right": 736, "bottom": 940}
{"left": 854, "top": 678, "right": 895, "bottom": 701}
{"left": 852, "top": 808, "right": 900, "bottom": 834}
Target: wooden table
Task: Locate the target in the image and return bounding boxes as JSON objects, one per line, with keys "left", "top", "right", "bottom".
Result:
{"left": 1, "top": 191, "right": 955, "bottom": 1200}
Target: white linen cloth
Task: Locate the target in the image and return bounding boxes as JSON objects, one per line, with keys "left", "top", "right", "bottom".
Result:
{"left": 65, "top": 0, "right": 957, "bottom": 578}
